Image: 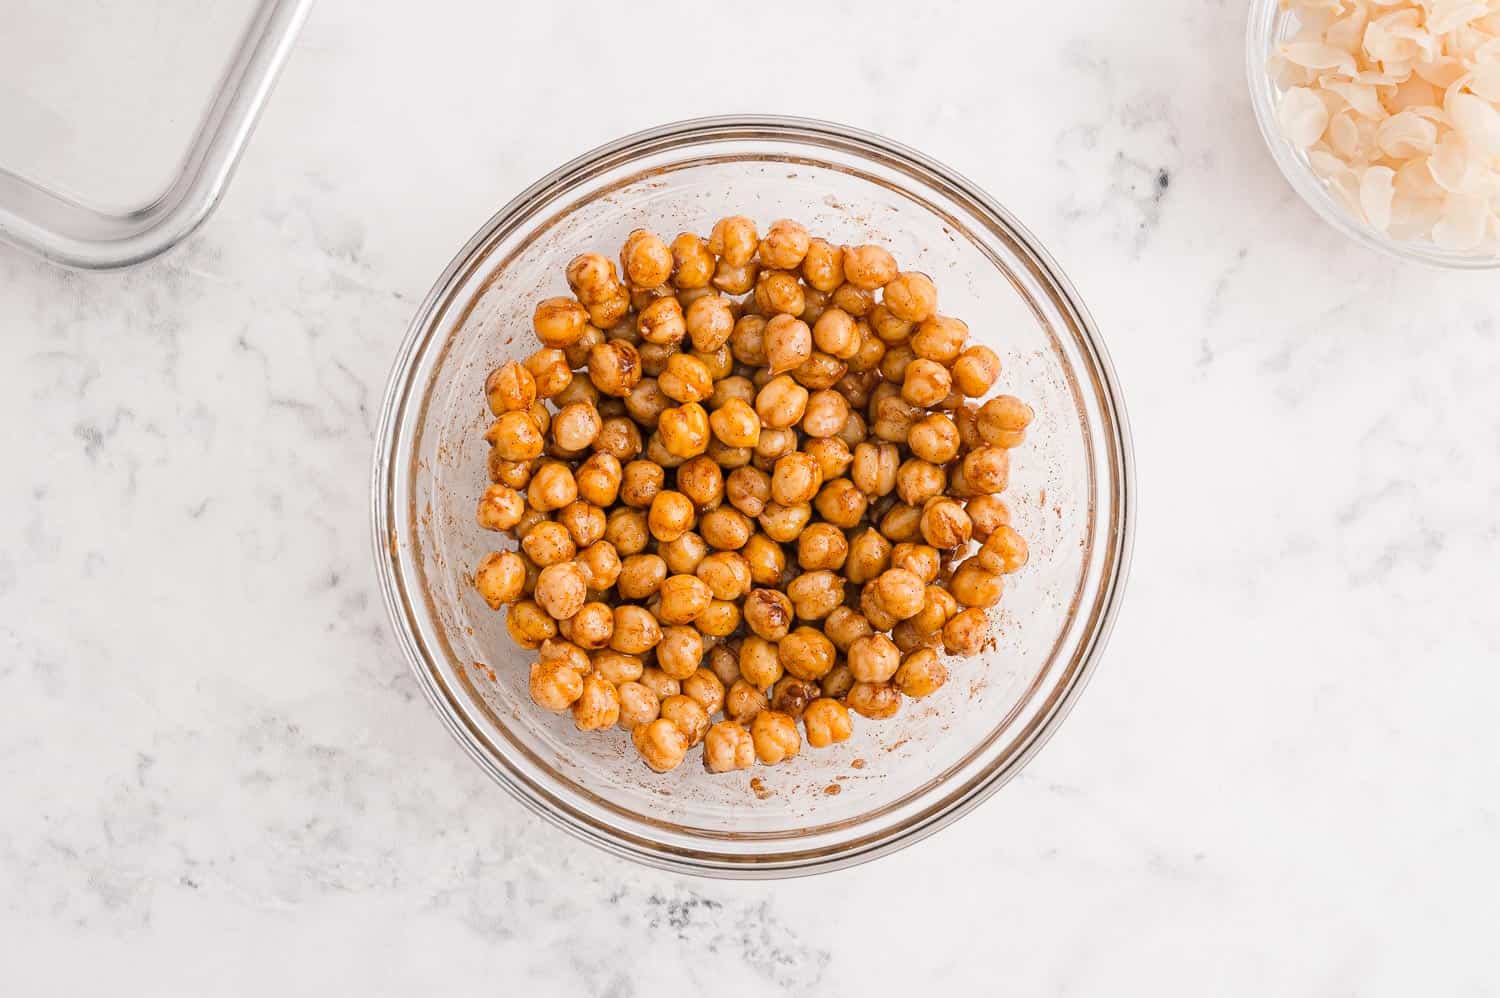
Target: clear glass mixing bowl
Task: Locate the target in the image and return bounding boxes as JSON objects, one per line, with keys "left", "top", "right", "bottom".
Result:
{"left": 371, "top": 116, "right": 1134, "bottom": 877}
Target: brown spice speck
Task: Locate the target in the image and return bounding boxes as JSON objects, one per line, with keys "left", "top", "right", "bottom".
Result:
{"left": 749, "top": 777, "right": 771, "bottom": 800}
{"left": 850, "top": 758, "right": 866, "bottom": 770}
{"left": 823, "top": 784, "right": 841, "bottom": 795}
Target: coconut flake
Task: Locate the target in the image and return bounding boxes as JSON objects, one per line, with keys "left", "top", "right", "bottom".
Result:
{"left": 1279, "top": 87, "right": 1333, "bottom": 147}
{"left": 1432, "top": 194, "right": 1489, "bottom": 249}
{"left": 1377, "top": 110, "right": 1439, "bottom": 156}
{"left": 1360, "top": 166, "right": 1398, "bottom": 229}
{"left": 1447, "top": 91, "right": 1500, "bottom": 155}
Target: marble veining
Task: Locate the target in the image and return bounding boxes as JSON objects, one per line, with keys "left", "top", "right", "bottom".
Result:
{"left": 2, "top": 0, "right": 1498, "bottom": 994}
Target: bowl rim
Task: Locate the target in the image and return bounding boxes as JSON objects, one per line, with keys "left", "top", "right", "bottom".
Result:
{"left": 1244, "top": 0, "right": 1500, "bottom": 270}
{"left": 370, "top": 114, "right": 1137, "bottom": 878}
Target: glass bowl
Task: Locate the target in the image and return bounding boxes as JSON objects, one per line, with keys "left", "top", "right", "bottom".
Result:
{"left": 1246, "top": 0, "right": 1500, "bottom": 270}
{"left": 371, "top": 116, "right": 1134, "bottom": 878}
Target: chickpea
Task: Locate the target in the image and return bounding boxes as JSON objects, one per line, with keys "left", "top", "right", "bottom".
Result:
{"left": 892, "top": 459, "right": 943, "bottom": 507}
{"left": 950, "top": 560, "right": 1005, "bottom": 608}
{"left": 755, "top": 375, "right": 809, "bottom": 429}
{"left": 604, "top": 506, "right": 650, "bottom": 557}
{"left": 755, "top": 270, "right": 806, "bottom": 317}
{"left": 566, "top": 252, "right": 620, "bottom": 301}
{"left": 899, "top": 358, "right": 952, "bottom": 409}
{"left": 485, "top": 361, "right": 536, "bottom": 415}
{"left": 616, "top": 680, "right": 661, "bottom": 731}
{"left": 732, "top": 637, "right": 782, "bottom": 694}
{"left": 695, "top": 599, "right": 740, "bottom": 638}
{"left": 657, "top": 575, "right": 713, "bottom": 626}
{"left": 864, "top": 303, "right": 911, "bottom": 347}
{"left": 485, "top": 411, "right": 544, "bottom": 463}
{"left": 794, "top": 388, "right": 846, "bottom": 439}
{"left": 519, "top": 521, "right": 573, "bottom": 567}
{"left": 831, "top": 284, "right": 876, "bottom": 321}
{"left": 872, "top": 568, "right": 925, "bottom": 621}
{"left": 820, "top": 664, "right": 854, "bottom": 700}
{"left": 977, "top": 524, "right": 1029, "bottom": 575}
{"left": 544, "top": 403, "right": 597, "bottom": 454}
{"left": 476, "top": 484, "right": 525, "bottom": 532}
{"left": 916, "top": 498, "right": 970, "bottom": 551}
{"left": 618, "top": 228, "right": 672, "bottom": 289}
{"left": 965, "top": 495, "right": 1011, "bottom": 543}
{"left": 883, "top": 501, "right": 926, "bottom": 543}
{"left": 591, "top": 415, "right": 642, "bottom": 461}
{"left": 824, "top": 607, "right": 873, "bottom": 654}
{"left": 879, "top": 271, "right": 937, "bottom": 322}
{"left": 872, "top": 393, "right": 922, "bottom": 445}
{"left": 812, "top": 477, "right": 867, "bottom": 529}
{"left": 802, "top": 698, "right": 853, "bottom": 748}
{"left": 529, "top": 297, "right": 589, "bottom": 350}
{"left": 763, "top": 314, "right": 813, "bottom": 375}
{"left": 567, "top": 453, "right": 620, "bottom": 509}
{"left": 643, "top": 433, "right": 687, "bottom": 470}
{"left": 637, "top": 296, "right": 686, "bottom": 347}
{"left": 846, "top": 681, "right": 901, "bottom": 720}
{"left": 740, "top": 533, "right": 786, "bottom": 587}
{"left": 639, "top": 666, "right": 682, "bottom": 702}
{"left": 962, "top": 446, "right": 1010, "bottom": 495}
{"left": 473, "top": 550, "right": 525, "bottom": 609}
{"left": 579, "top": 541, "right": 624, "bottom": 591}
{"left": 581, "top": 339, "right": 639, "bottom": 397}
{"left": 707, "top": 215, "right": 758, "bottom": 267}
{"left": 712, "top": 258, "right": 759, "bottom": 295}
{"left": 587, "top": 651, "right": 642, "bottom": 688}
{"left": 567, "top": 601, "right": 614, "bottom": 650}
{"left": 754, "top": 427, "right": 798, "bottom": 465}
{"left": 796, "top": 523, "right": 849, "bottom": 572}
{"left": 675, "top": 300, "right": 731, "bottom": 357}
{"left": 658, "top": 402, "right": 711, "bottom": 458}
{"left": 912, "top": 315, "right": 968, "bottom": 364}
{"left": 844, "top": 528, "right": 892, "bottom": 584}
{"left": 977, "top": 395, "right": 1034, "bottom": 447}
{"left": 670, "top": 232, "right": 715, "bottom": 289}
{"left": 751, "top": 710, "right": 801, "bottom": 764}
{"left": 606, "top": 605, "right": 659, "bottom": 656}
{"left": 699, "top": 507, "right": 753, "bottom": 551}
{"left": 850, "top": 441, "right": 898, "bottom": 497}
{"left": 701, "top": 721, "right": 755, "bottom": 772}
{"left": 842, "top": 244, "right": 898, "bottom": 289}
{"left": 811, "top": 308, "right": 859, "bottom": 363}
{"left": 525, "top": 347, "right": 574, "bottom": 400}
{"left": 747, "top": 218, "right": 806, "bottom": 270}
{"left": 726, "top": 466, "right": 771, "bottom": 518}
{"left": 729, "top": 314, "right": 769, "bottom": 367}
{"left": 803, "top": 437, "right": 853, "bottom": 482}
{"left": 659, "top": 694, "right": 710, "bottom": 747}
{"left": 632, "top": 717, "right": 690, "bottom": 772}
{"left": 800, "top": 238, "right": 844, "bottom": 291}
{"left": 744, "top": 588, "right": 793, "bottom": 642}
{"left": 564, "top": 322, "right": 607, "bottom": 369}
{"left": 619, "top": 460, "right": 664, "bottom": 509}
{"left": 523, "top": 462, "right": 574, "bottom": 513}
{"left": 758, "top": 501, "right": 811, "bottom": 544}
{"left": 904, "top": 416, "right": 957, "bottom": 467}
{"left": 858, "top": 581, "right": 899, "bottom": 633}
{"left": 719, "top": 680, "right": 764, "bottom": 726}
{"left": 890, "top": 648, "right": 946, "bottom": 699}
{"left": 770, "top": 675, "right": 820, "bottom": 719}
{"left": 660, "top": 531, "right": 708, "bottom": 575}
{"left": 772, "top": 626, "right": 834, "bottom": 681}
{"left": 488, "top": 452, "right": 536, "bottom": 489}
{"left": 680, "top": 667, "right": 726, "bottom": 716}
{"left": 529, "top": 658, "right": 584, "bottom": 711}
{"left": 937, "top": 608, "right": 986, "bottom": 658}
{"left": 792, "top": 352, "right": 848, "bottom": 393}
{"left": 673, "top": 457, "right": 722, "bottom": 511}
{"left": 708, "top": 397, "right": 762, "bottom": 450}
{"left": 507, "top": 599, "right": 557, "bottom": 649}
{"left": 512, "top": 508, "right": 550, "bottom": 542}
{"left": 605, "top": 556, "right": 660, "bottom": 605}
{"left": 948, "top": 345, "right": 999, "bottom": 398}
{"left": 645, "top": 490, "right": 693, "bottom": 543}
{"left": 764, "top": 453, "right": 819, "bottom": 507}
{"left": 534, "top": 562, "right": 587, "bottom": 620}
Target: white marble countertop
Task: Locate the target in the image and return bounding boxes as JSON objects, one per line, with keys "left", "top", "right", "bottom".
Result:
{"left": 4, "top": 1, "right": 1498, "bottom": 994}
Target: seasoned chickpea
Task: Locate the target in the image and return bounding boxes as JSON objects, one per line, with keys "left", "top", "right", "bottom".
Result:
{"left": 965, "top": 494, "right": 1011, "bottom": 543}
{"left": 658, "top": 402, "right": 710, "bottom": 458}
{"left": 726, "top": 466, "right": 772, "bottom": 518}
{"left": 660, "top": 531, "right": 708, "bottom": 575}
{"left": 798, "top": 388, "right": 848, "bottom": 439}
{"left": 847, "top": 633, "right": 903, "bottom": 688}
{"left": 758, "top": 501, "right": 812, "bottom": 544}
{"left": 872, "top": 568, "right": 925, "bottom": 621}
{"left": 859, "top": 584, "right": 899, "bottom": 631}
{"left": 895, "top": 459, "right": 946, "bottom": 507}
{"left": 658, "top": 575, "right": 713, "bottom": 626}
{"left": 951, "top": 345, "right": 1001, "bottom": 397}
{"left": 524, "top": 347, "right": 573, "bottom": 399}
{"left": 851, "top": 441, "right": 899, "bottom": 498}
{"left": 547, "top": 402, "right": 598, "bottom": 452}
{"left": 920, "top": 497, "right": 973, "bottom": 550}
{"left": 522, "top": 521, "right": 576, "bottom": 567}
{"left": 800, "top": 238, "right": 844, "bottom": 291}
{"left": 803, "top": 436, "right": 853, "bottom": 481}
{"left": 633, "top": 717, "right": 690, "bottom": 772}
{"left": 703, "top": 721, "right": 756, "bottom": 772}
{"left": 682, "top": 295, "right": 733, "bottom": 353}
{"left": 611, "top": 604, "right": 663, "bottom": 655}
{"left": 817, "top": 664, "right": 853, "bottom": 701}
{"left": 695, "top": 598, "right": 741, "bottom": 637}
{"left": 846, "top": 681, "right": 901, "bottom": 720}
{"left": 708, "top": 215, "right": 758, "bottom": 266}
{"left": 751, "top": 710, "right": 801, "bottom": 764}
{"left": 881, "top": 271, "right": 938, "bottom": 322}
{"left": 566, "top": 252, "right": 619, "bottom": 300}
{"left": 912, "top": 315, "right": 968, "bottom": 364}
{"left": 620, "top": 229, "right": 673, "bottom": 289}
{"left": 753, "top": 427, "right": 798, "bottom": 465}
{"left": 590, "top": 650, "right": 643, "bottom": 687}
{"left": 976, "top": 524, "right": 1028, "bottom": 575}
{"left": 617, "top": 680, "right": 661, "bottom": 730}
{"left": 637, "top": 295, "right": 686, "bottom": 347}
{"left": 771, "top": 676, "right": 820, "bottom": 719}
{"left": 593, "top": 416, "right": 642, "bottom": 460}
{"left": 576, "top": 540, "right": 621, "bottom": 591}
{"left": 474, "top": 550, "right": 526, "bottom": 608}
{"left": 753, "top": 218, "right": 808, "bottom": 270}
{"left": 639, "top": 666, "right": 682, "bottom": 702}
{"left": 568, "top": 601, "right": 615, "bottom": 650}
{"left": 797, "top": 523, "right": 849, "bottom": 572}
{"left": 950, "top": 560, "right": 1005, "bottom": 608}
{"left": 778, "top": 626, "right": 836, "bottom": 681}
{"left": 586, "top": 340, "right": 642, "bottom": 397}
{"left": 658, "top": 354, "right": 715, "bottom": 408}
{"left": 564, "top": 322, "right": 606, "bottom": 369}
{"left": 755, "top": 375, "right": 809, "bottom": 429}
{"left": 764, "top": 314, "right": 813, "bottom": 374}
{"left": 962, "top": 446, "right": 1010, "bottom": 494}
{"left": 476, "top": 484, "right": 526, "bottom": 532}
{"left": 767, "top": 453, "right": 820, "bottom": 506}
{"left": 844, "top": 528, "right": 892, "bottom": 584}
{"left": 890, "top": 544, "right": 941, "bottom": 585}
{"left": 943, "top": 607, "right": 989, "bottom": 656}
{"left": 675, "top": 456, "right": 724, "bottom": 510}
{"left": 831, "top": 282, "right": 876, "bottom": 318}
{"left": 709, "top": 397, "right": 762, "bottom": 450}
{"left": 660, "top": 694, "right": 710, "bottom": 747}
{"left": 535, "top": 562, "right": 588, "bottom": 620}
{"left": 812, "top": 477, "right": 867, "bottom": 529}
{"left": 846, "top": 325, "right": 885, "bottom": 373}
{"left": 878, "top": 502, "right": 924, "bottom": 544}
{"left": 488, "top": 452, "right": 536, "bottom": 489}
{"left": 823, "top": 604, "right": 871, "bottom": 650}
{"left": 744, "top": 588, "right": 793, "bottom": 641}
{"left": 755, "top": 270, "right": 806, "bottom": 317}
{"left": 901, "top": 358, "right": 953, "bottom": 408}
{"left": 712, "top": 258, "right": 759, "bottom": 295}
{"left": 606, "top": 506, "right": 654, "bottom": 554}
{"left": 507, "top": 599, "right": 557, "bottom": 649}
{"left": 574, "top": 452, "right": 623, "bottom": 508}
{"left": 512, "top": 508, "right": 550, "bottom": 542}
{"left": 842, "top": 244, "right": 898, "bottom": 289}
{"left": 682, "top": 667, "right": 726, "bottom": 715}
{"left": 740, "top": 532, "right": 786, "bottom": 587}
{"left": 648, "top": 491, "right": 696, "bottom": 542}
{"left": 729, "top": 314, "right": 769, "bottom": 367}
{"left": 811, "top": 307, "right": 860, "bottom": 361}
{"left": 977, "top": 395, "right": 1034, "bottom": 447}
{"left": 879, "top": 344, "right": 916, "bottom": 385}
{"left": 485, "top": 411, "right": 545, "bottom": 462}
{"left": 891, "top": 648, "right": 945, "bottom": 698}
{"left": 532, "top": 298, "right": 590, "bottom": 349}
{"left": 587, "top": 288, "right": 630, "bottom": 329}
{"left": 908, "top": 416, "right": 960, "bottom": 467}
{"left": 725, "top": 679, "right": 769, "bottom": 724}
{"left": 802, "top": 698, "right": 853, "bottom": 748}
{"left": 644, "top": 433, "right": 688, "bottom": 471}
{"left": 739, "top": 635, "right": 784, "bottom": 689}
{"left": 872, "top": 393, "right": 922, "bottom": 444}
{"left": 529, "top": 658, "right": 584, "bottom": 711}
{"left": 671, "top": 232, "right": 715, "bottom": 289}
{"left": 699, "top": 507, "right": 753, "bottom": 551}
{"left": 867, "top": 303, "right": 914, "bottom": 346}
{"left": 485, "top": 362, "right": 536, "bottom": 415}
{"left": 617, "top": 552, "right": 667, "bottom": 599}
{"left": 526, "top": 462, "right": 577, "bottom": 513}
{"left": 792, "top": 351, "right": 848, "bottom": 392}
{"left": 619, "top": 460, "right": 665, "bottom": 508}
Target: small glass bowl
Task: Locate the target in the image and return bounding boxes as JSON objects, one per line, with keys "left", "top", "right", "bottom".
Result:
{"left": 371, "top": 116, "right": 1134, "bottom": 878}
{"left": 1246, "top": 0, "right": 1500, "bottom": 270}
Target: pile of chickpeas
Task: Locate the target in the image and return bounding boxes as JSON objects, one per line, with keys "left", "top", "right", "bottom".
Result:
{"left": 473, "top": 217, "right": 1033, "bottom": 776}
